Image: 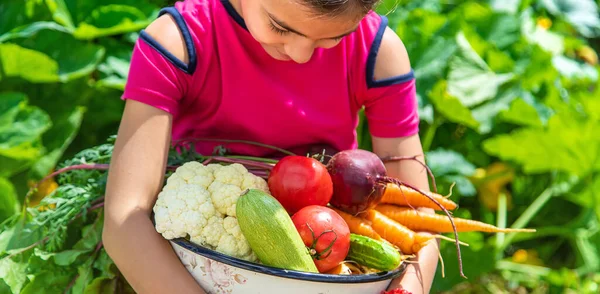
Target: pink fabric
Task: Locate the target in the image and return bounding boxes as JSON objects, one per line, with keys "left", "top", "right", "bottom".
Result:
{"left": 122, "top": 0, "right": 419, "bottom": 157}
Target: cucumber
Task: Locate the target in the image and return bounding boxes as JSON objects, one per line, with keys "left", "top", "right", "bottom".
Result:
{"left": 236, "top": 189, "right": 318, "bottom": 273}
{"left": 347, "top": 233, "right": 402, "bottom": 271}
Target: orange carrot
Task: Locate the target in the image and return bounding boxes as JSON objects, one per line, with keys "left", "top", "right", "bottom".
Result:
{"left": 380, "top": 183, "right": 458, "bottom": 211}
{"left": 330, "top": 207, "right": 382, "bottom": 241}
{"left": 363, "top": 210, "right": 466, "bottom": 255}
{"left": 375, "top": 204, "right": 536, "bottom": 233}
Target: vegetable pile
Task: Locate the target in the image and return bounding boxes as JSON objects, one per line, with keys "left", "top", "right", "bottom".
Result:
{"left": 151, "top": 142, "right": 537, "bottom": 278}
{"left": 0, "top": 137, "right": 537, "bottom": 293}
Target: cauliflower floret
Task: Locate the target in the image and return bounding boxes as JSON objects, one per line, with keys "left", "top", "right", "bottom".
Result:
{"left": 241, "top": 172, "right": 269, "bottom": 192}
{"left": 208, "top": 181, "right": 242, "bottom": 216}
{"left": 213, "top": 163, "right": 245, "bottom": 186}
{"left": 153, "top": 161, "right": 269, "bottom": 262}
{"left": 153, "top": 184, "right": 216, "bottom": 240}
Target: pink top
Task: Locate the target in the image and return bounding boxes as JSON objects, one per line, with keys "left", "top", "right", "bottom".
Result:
{"left": 122, "top": 0, "right": 419, "bottom": 157}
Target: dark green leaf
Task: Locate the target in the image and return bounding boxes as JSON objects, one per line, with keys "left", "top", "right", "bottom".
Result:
{"left": 29, "top": 107, "right": 85, "bottom": 180}
{"left": 84, "top": 277, "right": 115, "bottom": 294}
{"left": 93, "top": 250, "right": 117, "bottom": 279}
{"left": 72, "top": 257, "right": 95, "bottom": 294}
{"left": 0, "top": 0, "right": 52, "bottom": 35}
{"left": 0, "top": 21, "right": 71, "bottom": 43}
{"left": 45, "top": 0, "right": 76, "bottom": 29}
{"left": 14, "top": 29, "right": 105, "bottom": 82}
{"left": 426, "top": 148, "right": 477, "bottom": 176}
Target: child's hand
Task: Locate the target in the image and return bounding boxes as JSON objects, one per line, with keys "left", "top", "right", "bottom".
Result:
{"left": 381, "top": 289, "right": 412, "bottom": 294}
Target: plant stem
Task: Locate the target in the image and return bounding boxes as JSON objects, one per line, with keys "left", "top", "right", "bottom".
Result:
{"left": 173, "top": 138, "right": 296, "bottom": 156}
{"left": 500, "top": 179, "right": 574, "bottom": 250}
{"left": 495, "top": 260, "right": 552, "bottom": 277}
{"left": 422, "top": 118, "right": 443, "bottom": 152}
{"left": 495, "top": 192, "right": 507, "bottom": 258}
{"left": 209, "top": 156, "right": 274, "bottom": 170}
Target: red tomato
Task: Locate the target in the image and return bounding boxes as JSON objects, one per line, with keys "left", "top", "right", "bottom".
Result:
{"left": 268, "top": 156, "right": 333, "bottom": 214}
{"left": 291, "top": 206, "right": 350, "bottom": 273}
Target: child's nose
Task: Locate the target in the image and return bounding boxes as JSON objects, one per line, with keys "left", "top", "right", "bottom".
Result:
{"left": 285, "top": 40, "right": 315, "bottom": 64}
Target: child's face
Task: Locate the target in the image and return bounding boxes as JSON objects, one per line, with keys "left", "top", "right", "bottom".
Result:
{"left": 237, "top": 0, "right": 362, "bottom": 63}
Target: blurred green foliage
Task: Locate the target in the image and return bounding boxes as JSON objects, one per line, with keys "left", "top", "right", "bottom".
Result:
{"left": 1, "top": 0, "right": 599, "bottom": 293}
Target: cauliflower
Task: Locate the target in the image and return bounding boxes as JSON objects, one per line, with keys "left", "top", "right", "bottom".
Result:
{"left": 153, "top": 161, "right": 269, "bottom": 262}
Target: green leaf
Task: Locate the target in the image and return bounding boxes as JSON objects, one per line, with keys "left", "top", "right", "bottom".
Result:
{"left": 0, "top": 257, "right": 28, "bottom": 294}
{"left": 0, "top": 0, "right": 53, "bottom": 35}
{"left": 498, "top": 98, "right": 543, "bottom": 127}
{"left": 93, "top": 250, "right": 117, "bottom": 279}
{"left": 491, "top": 0, "right": 522, "bottom": 14}
{"left": 426, "top": 148, "right": 477, "bottom": 176}
{"left": 483, "top": 114, "right": 600, "bottom": 176}
{"left": 34, "top": 247, "right": 91, "bottom": 266}
{"left": 0, "top": 44, "right": 60, "bottom": 83}
{"left": 426, "top": 148, "right": 477, "bottom": 197}
{"left": 521, "top": 9, "right": 564, "bottom": 55}
{"left": 45, "top": 0, "right": 76, "bottom": 29}
{"left": 428, "top": 80, "right": 480, "bottom": 129}
{"left": 0, "top": 99, "right": 51, "bottom": 159}
{"left": 20, "top": 270, "right": 73, "bottom": 294}
{"left": 471, "top": 85, "right": 520, "bottom": 133}
{"left": 0, "top": 92, "right": 52, "bottom": 177}
{"left": 0, "top": 21, "right": 71, "bottom": 43}
{"left": 72, "top": 257, "right": 95, "bottom": 294}
{"left": 73, "top": 5, "right": 155, "bottom": 40}
{"left": 0, "top": 177, "right": 19, "bottom": 222}
{"left": 29, "top": 107, "right": 85, "bottom": 180}
{"left": 84, "top": 277, "right": 115, "bottom": 294}
{"left": 552, "top": 55, "right": 599, "bottom": 81}
{"left": 14, "top": 29, "right": 105, "bottom": 82}
{"left": 447, "top": 32, "right": 514, "bottom": 107}
{"left": 539, "top": 0, "right": 600, "bottom": 38}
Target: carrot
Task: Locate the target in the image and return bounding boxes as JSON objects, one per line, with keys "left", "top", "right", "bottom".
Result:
{"left": 363, "top": 210, "right": 467, "bottom": 255}
{"left": 375, "top": 204, "right": 536, "bottom": 233}
{"left": 380, "top": 183, "right": 458, "bottom": 211}
{"left": 330, "top": 207, "right": 382, "bottom": 240}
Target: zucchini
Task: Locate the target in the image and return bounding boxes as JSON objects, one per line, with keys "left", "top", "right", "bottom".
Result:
{"left": 236, "top": 189, "right": 318, "bottom": 273}
{"left": 347, "top": 233, "right": 402, "bottom": 271}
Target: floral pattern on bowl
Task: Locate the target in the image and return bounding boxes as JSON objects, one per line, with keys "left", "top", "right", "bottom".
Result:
{"left": 175, "top": 246, "right": 247, "bottom": 294}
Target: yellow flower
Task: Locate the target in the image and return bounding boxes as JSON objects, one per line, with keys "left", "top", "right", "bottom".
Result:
{"left": 537, "top": 17, "right": 552, "bottom": 29}
{"left": 470, "top": 162, "right": 514, "bottom": 211}
{"left": 511, "top": 249, "right": 544, "bottom": 266}
{"left": 27, "top": 177, "right": 58, "bottom": 209}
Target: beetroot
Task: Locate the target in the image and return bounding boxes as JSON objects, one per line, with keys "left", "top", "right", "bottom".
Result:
{"left": 326, "top": 149, "right": 387, "bottom": 215}
{"left": 325, "top": 148, "right": 466, "bottom": 278}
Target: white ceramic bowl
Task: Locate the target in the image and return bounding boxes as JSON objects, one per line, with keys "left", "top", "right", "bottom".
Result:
{"left": 170, "top": 238, "right": 405, "bottom": 294}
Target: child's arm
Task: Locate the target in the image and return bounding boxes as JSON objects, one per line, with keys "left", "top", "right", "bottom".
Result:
{"left": 372, "top": 135, "right": 439, "bottom": 294}
{"left": 364, "top": 26, "right": 438, "bottom": 294}
{"left": 102, "top": 100, "right": 205, "bottom": 293}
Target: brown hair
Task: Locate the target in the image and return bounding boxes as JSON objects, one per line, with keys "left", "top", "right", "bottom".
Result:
{"left": 301, "top": 0, "right": 380, "bottom": 18}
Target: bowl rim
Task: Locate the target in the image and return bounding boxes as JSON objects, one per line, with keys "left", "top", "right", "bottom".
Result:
{"left": 171, "top": 238, "right": 406, "bottom": 284}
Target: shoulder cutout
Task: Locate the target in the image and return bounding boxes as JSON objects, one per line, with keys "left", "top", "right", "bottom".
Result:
{"left": 139, "top": 7, "right": 197, "bottom": 74}
{"left": 366, "top": 19, "right": 414, "bottom": 89}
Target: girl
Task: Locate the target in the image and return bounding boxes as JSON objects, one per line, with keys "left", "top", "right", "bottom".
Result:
{"left": 102, "top": 0, "right": 439, "bottom": 293}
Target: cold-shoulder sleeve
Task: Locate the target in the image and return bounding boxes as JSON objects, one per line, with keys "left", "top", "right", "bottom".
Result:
{"left": 121, "top": 37, "right": 192, "bottom": 116}
{"left": 349, "top": 13, "right": 420, "bottom": 138}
